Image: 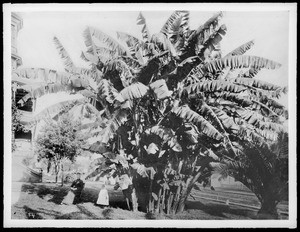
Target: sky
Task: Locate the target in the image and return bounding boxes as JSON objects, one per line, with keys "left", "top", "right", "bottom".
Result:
{"left": 13, "top": 7, "right": 290, "bottom": 107}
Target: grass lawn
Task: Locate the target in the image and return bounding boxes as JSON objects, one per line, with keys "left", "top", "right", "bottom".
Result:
{"left": 10, "top": 182, "right": 283, "bottom": 220}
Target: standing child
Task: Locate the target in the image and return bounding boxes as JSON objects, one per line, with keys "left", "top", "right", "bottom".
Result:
{"left": 96, "top": 184, "right": 109, "bottom": 208}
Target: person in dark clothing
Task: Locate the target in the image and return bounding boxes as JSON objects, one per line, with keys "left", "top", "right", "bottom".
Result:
{"left": 70, "top": 173, "right": 85, "bottom": 204}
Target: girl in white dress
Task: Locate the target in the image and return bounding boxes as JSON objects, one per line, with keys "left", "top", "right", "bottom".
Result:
{"left": 96, "top": 184, "right": 109, "bottom": 208}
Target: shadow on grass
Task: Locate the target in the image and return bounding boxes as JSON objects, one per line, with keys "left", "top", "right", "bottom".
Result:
{"left": 23, "top": 205, "right": 44, "bottom": 219}
{"left": 185, "top": 201, "right": 228, "bottom": 218}
{"left": 21, "top": 183, "right": 69, "bottom": 204}
{"left": 185, "top": 201, "right": 257, "bottom": 219}
{"left": 55, "top": 211, "right": 90, "bottom": 220}
{"left": 20, "top": 182, "right": 130, "bottom": 210}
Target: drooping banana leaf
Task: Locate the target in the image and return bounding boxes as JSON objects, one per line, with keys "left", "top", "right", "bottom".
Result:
{"left": 80, "top": 51, "right": 99, "bottom": 65}
{"left": 205, "top": 55, "right": 282, "bottom": 73}
{"left": 119, "top": 82, "right": 149, "bottom": 101}
{"left": 12, "top": 68, "right": 72, "bottom": 85}
{"left": 98, "top": 79, "right": 124, "bottom": 104}
{"left": 148, "top": 125, "right": 182, "bottom": 152}
{"left": 53, "top": 36, "right": 75, "bottom": 72}
{"left": 29, "top": 98, "right": 85, "bottom": 124}
{"left": 185, "top": 80, "right": 247, "bottom": 95}
{"left": 83, "top": 27, "right": 97, "bottom": 56}
{"left": 116, "top": 31, "right": 143, "bottom": 53}
{"left": 99, "top": 108, "right": 128, "bottom": 144}
{"left": 136, "top": 12, "right": 151, "bottom": 43}
{"left": 224, "top": 40, "right": 255, "bottom": 57}
{"left": 172, "top": 104, "right": 223, "bottom": 141}
{"left": 18, "top": 83, "right": 70, "bottom": 106}
{"left": 88, "top": 26, "right": 130, "bottom": 57}
{"left": 149, "top": 79, "right": 173, "bottom": 99}
{"left": 234, "top": 77, "right": 283, "bottom": 92}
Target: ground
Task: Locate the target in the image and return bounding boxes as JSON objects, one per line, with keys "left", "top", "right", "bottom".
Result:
{"left": 11, "top": 181, "right": 287, "bottom": 220}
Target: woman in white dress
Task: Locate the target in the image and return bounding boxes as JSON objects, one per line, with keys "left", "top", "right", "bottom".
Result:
{"left": 96, "top": 184, "right": 109, "bottom": 208}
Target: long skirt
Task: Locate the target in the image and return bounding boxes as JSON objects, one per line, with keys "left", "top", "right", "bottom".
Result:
{"left": 61, "top": 190, "right": 75, "bottom": 205}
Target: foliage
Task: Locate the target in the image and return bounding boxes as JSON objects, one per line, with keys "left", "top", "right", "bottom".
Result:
{"left": 216, "top": 132, "right": 288, "bottom": 218}
{"left": 11, "top": 91, "right": 25, "bottom": 152}
{"left": 35, "top": 112, "right": 85, "bottom": 184}
{"left": 12, "top": 10, "right": 288, "bottom": 217}
{"left": 79, "top": 10, "right": 288, "bottom": 215}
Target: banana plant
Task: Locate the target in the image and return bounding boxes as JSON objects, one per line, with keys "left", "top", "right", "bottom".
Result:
{"left": 83, "top": 11, "right": 288, "bottom": 217}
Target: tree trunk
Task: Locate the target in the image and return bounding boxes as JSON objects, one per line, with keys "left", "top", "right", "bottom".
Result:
{"left": 60, "top": 161, "right": 64, "bottom": 187}
{"left": 55, "top": 162, "right": 58, "bottom": 183}
{"left": 257, "top": 191, "right": 279, "bottom": 219}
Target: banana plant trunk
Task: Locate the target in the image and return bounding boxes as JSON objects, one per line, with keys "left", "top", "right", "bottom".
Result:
{"left": 131, "top": 187, "right": 138, "bottom": 212}
{"left": 177, "top": 158, "right": 212, "bottom": 214}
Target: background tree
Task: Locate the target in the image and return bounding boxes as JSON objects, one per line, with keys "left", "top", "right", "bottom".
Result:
{"left": 216, "top": 132, "right": 288, "bottom": 218}
{"left": 35, "top": 112, "right": 85, "bottom": 185}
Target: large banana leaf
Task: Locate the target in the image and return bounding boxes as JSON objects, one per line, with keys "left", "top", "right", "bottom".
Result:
{"left": 172, "top": 105, "right": 223, "bottom": 140}
{"left": 99, "top": 109, "right": 128, "bottom": 143}
{"left": 200, "top": 104, "right": 239, "bottom": 133}
{"left": 11, "top": 75, "right": 45, "bottom": 86}
{"left": 119, "top": 82, "right": 149, "bottom": 101}
{"left": 136, "top": 12, "right": 151, "bottom": 43}
{"left": 29, "top": 98, "right": 86, "bottom": 125}
{"left": 160, "top": 10, "right": 190, "bottom": 52}
{"left": 113, "top": 59, "right": 135, "bottom": 87}
{"left": 88, "top": 26, "right": 129, "bottom": 56}
{"left": 53, "top": 37, "right": 75, "bottom": 72}
{"left": 234, "top": 77, "right": 282, "bottom": 92}
{"left": 205, "top": 55, "right": 282, "bottom": 73}
{"left": 116, "top": 31, "right": 143, "bottom": 51}
{"left": 242, "top": 68, "right": 261, "bottom": 78}
{"left": 160, "top": 11, "right": 189, "bottom": 36}
{"left": 83, "top": 27, "right": 97, "bottom": 56}
{"left": 18, "top": 83, "right": 69, "bottom": 106}
{"left": 151, "top": 33, "right": 178, "bottom": 57}
{"left": 85, "top": 163, "right": 112, "bottom": 180}
{"left": 224, "top": 40, "right": 255, "bottom": 57}
{"left": 12, "top": 68, "right": 71, "bottom": 84}
{"left": 212, "top": 92, "right": 253, "bottom": 107}
{"left": 98, "top": 79, "right": 124, "bottom": 104}
{"left": 188, "top": 11, "right": 223, "bottom": 44}
{"left": 185, "top": 80, "right": 247, "bottom": 94}
{"left": 149, "top": 79, "right": 172, "bottom": 99}
{"left": 148, "top": 125, "right": 182, "bottom": 152}
{"left": 80, "top": 51, "right": 99, "bottom": 65}
{"left": 199, "top": 24, "right": 227, "bottom": 57}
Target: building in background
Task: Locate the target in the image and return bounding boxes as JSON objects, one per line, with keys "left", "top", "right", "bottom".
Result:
{"left": 11, "top": 12, "right": 42, "bottom": 183}
{"left": 11, "top": 12, "right": 23, "bottom": 70}
{"left": 11, "top": 12, "right": 34, "bottom": 141}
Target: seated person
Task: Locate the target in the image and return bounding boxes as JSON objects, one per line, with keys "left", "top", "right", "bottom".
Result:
{"left": 61, "top": 172, "right": 85, "bottom": 205}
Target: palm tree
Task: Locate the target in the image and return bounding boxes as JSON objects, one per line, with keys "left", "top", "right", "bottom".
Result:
{"left": 216, "top": 132, "right": 288, "bottom": 218}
